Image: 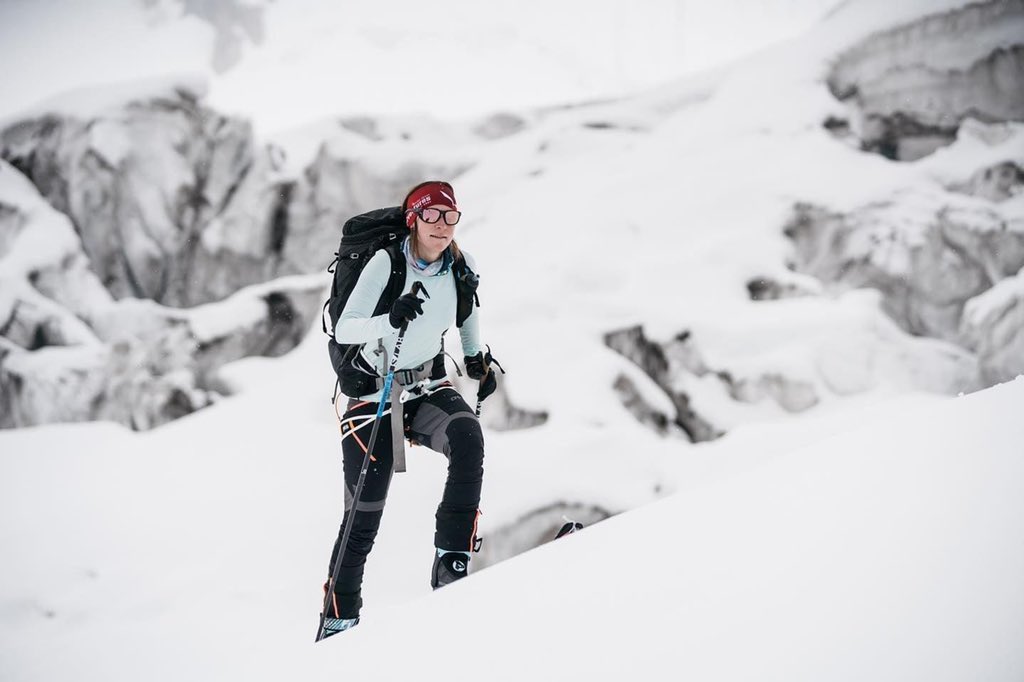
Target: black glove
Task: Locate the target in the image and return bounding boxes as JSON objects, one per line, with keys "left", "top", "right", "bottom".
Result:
{"left": 477, "top": 369, "right": 498, "bottom": 402}
{"left": 464, "top": 351, "right": 489, "bottom": 380}
{"left": 389, "top": 292, "right": 424, "bottom": 329}
{"left": 465, "top": 348, "right": 504, "bottom": 402}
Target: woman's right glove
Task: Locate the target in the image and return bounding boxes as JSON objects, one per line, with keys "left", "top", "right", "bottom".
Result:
{"left": 388, "top": 292, "right": 425, "bottom": 329}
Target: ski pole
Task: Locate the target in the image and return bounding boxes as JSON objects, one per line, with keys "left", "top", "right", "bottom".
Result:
{"left": 316, "top": 281, "right": 426, "bottom": 642}
{"left": 473, "top": 345, "right": 505, "bottom": 417}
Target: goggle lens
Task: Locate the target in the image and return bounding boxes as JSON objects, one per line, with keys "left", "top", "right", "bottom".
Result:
{"left": 418, "top": 208, "right": 461, "bottom": 226}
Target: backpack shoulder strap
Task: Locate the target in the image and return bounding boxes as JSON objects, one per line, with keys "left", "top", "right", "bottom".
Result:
{"left": 453, "top": 253, "right": 480, "bottom": 328}
{"left": 373, "top": 241, "right": 407, "bottom": 316}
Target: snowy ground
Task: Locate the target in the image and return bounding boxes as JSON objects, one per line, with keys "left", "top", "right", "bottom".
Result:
{"left": 322, "top": 378, "right": 1024, "bottom": 682}
{"left": 2, "top": 328, "right": 1021, "bottom": 681}
{"left": 3, "top": 0, "right": 1023, "bottom": 679}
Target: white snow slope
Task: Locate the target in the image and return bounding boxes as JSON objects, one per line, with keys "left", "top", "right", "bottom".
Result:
{"left": 317, "top": 378, "right": 1024, "bottom": 682}
{"left": 2, "top": 336, "right": 1022, "bottom": 681}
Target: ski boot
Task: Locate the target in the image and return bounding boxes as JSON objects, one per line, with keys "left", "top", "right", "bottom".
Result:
{"left": 322, "top": 616, "right": 360, "bottom": 638}
{"left": 320, "top": 582, "right": 361, "bottom": 639}
{"left": 430, "top": 548, "right": 470, "bottom": 589}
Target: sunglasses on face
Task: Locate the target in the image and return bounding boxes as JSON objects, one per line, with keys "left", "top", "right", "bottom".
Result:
{"left": 415, "top": 207, "right": 462, "bottom": 226}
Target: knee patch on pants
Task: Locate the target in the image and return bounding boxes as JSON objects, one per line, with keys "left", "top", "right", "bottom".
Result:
{"left": 408, "top": 391, "right": 483, "bottom": 458}
{"left": 446, "top": 417, "right": 484, "bottom": 460}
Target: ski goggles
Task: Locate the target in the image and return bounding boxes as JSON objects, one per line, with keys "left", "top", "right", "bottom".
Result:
{"left": 414, "top": 207, "right": 462, "bottom": 226}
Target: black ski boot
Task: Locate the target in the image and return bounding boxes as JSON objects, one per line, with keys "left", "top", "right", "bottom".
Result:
{"left": 320, "top": 582, "right": 361, "bottom": 639}
{"left": 430, "top": 549, "right": 470, "bottom": 589}
{"left": 322, "top": 616, "right": 360, "bottom": 638}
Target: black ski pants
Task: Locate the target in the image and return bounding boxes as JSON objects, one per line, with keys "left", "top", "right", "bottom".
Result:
{"left": 324, "top": 384, "right": 484, "bottom": 619}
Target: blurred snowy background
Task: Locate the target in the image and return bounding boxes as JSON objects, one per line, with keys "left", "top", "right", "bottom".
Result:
{"left": 1, "top": 0, "right": 1022, "bottom": 680}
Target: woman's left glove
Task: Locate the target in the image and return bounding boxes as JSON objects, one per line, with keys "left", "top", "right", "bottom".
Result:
{"left": 464, "top": 346, "right": 504, "bottom": 402}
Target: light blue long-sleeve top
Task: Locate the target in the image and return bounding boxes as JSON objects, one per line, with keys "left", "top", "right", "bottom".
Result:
{"left": 333, "top": 245, "right": 482, "bottom": 401}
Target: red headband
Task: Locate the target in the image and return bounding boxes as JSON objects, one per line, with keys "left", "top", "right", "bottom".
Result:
{"left": 404, "top": 182, "right": 458, "bottom": 227}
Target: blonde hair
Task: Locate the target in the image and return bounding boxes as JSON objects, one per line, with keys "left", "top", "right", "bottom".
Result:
{"left": 403, "top": 180, "right": 463, "bottom": 263}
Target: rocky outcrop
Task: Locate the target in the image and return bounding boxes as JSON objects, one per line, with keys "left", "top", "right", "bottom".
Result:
{"left": 961, "top": 267, "right": 1024, "bottom": 384}
{"left": 612, "top": 374, "right": 672, "bottom": 435}
{"left": 0, "top": 82, "right": 497, "bottom": 318}
{"left": 0, "top": 331, "right": 209, "bottom": 430}
{"left": 280, "top": 110, "right": 484, "bottom": 276}
{"left": 827, "top": 0, "right": 1024, "bottom": 160}
{"left": 605, "top": 308, "right": 984, "bottom": 438}
{"left": 783, "top": 197, "right": 1024, "bottom": 346}
{"left": 0, "top": 273, "right": 327, "bottom": 431}
{"left": 283, "top": 142, "right": 470, "bottom": 282}
{"left": 0, "top": 84, "right": 489, "bottom": 314}
{"left": 0, "top": 86, "right": 532, "bottom": 431}
{"left": 952, "top": 160, "right": 1024, "bottom": 202}
{"left": 746, "top": 272, "right": 821, "bottom": 301}
{"left": 0, "top": 158, "right": 326, "bottom": 430}
{"left": 784, "top": 113, "right": 1024, "bottom": 383}
{"left": 720, "top": 369, "right": 820, "bottom": 413}
{"left": 472, "top": 502, "right": 613, "bottom": 571}
{"left": 662, "top": 327, "right": 823, "bottom": 414}
{"left": 604, "top": 326, "right": 724, "bottom": 442}
{"left": 448, "top": 371, "right": 549, "bottom": 432}
{"left": 1, "top": 86, "right": 296, "bottom": 307}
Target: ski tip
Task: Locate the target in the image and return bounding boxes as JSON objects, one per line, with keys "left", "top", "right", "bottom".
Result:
{"left": 554, "top": 520, "right": 584, "bottom": 540}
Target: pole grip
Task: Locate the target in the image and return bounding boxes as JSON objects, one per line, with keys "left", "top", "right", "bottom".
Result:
{"left": 399, "top": 281, "right": 429, "bottom": 333}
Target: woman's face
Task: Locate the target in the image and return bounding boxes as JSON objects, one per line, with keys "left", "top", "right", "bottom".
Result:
{"left": 413, "top": 203, "right": 457, "bottom": 256}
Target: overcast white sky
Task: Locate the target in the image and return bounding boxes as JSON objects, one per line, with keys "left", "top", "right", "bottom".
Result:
{"left": 0, "top": 0, "right": 844, "bottom": 133}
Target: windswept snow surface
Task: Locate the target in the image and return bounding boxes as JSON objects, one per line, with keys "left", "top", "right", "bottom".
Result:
{"left": 2, "top": 332, "right": 1021, "bottom": 681}
{"left": 324, "top": 379, "right": 1024, "bottom": 682}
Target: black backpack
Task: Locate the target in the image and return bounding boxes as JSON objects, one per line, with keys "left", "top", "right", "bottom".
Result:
{"left": 322, "top": 206, "right": 480, "bottom": 397}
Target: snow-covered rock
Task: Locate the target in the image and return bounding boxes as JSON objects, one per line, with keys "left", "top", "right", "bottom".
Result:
{"left": 194, "top": 114, "right": 507, "bottom": 335}
{"left": 782, "top": 106, "right": 1024, "bottom": 382}
{"left": 604, "top": 325, "right": 723, "bottom": 442}
{"left": 0, "top": 160, "right": 111, "bottom": 350}
{"left": 0, "top": 332, "right": 212, "bottom": 430}
{"left": 282, "top": 124, "right": 475, "bottom": 280}
{"left": 0, "top": 81, "right": 502, "bottom": 312}
{"left": 0, "top": 82, "right": 551, "bottom": 430}
{"left": 1, "top": 273, "right": 327, "bottom": 430}
{"left": 954, "top": 160, "right": 1024, "bottom": 202}
{"left": 0, "top": 158, "right": 327, "bottom": 429}
{"left": 827, "top": 0, "right": 1024, "bottom": 160}
{"left": 604, "top": 298, "right": 981, "bottom": 440}
{"left": 472, "top": 501, "right": 613, "bottom": 571}
{"left": 0, "top": 84, "right": 297, "bottom": 307}
{"left": 784, "top": 193, "right": 1024, "bottom": 344}
{"left": 745, "top": 271, "right": 822, "bottom": 301}
{"left": 961, "top": 266, "right": 1024, "bottom": 383}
